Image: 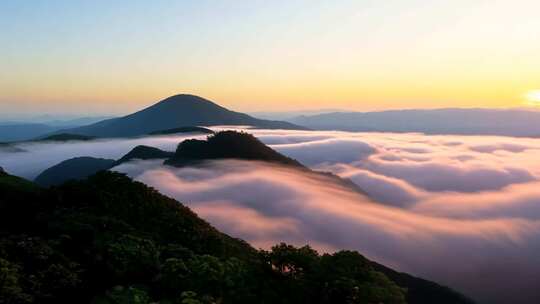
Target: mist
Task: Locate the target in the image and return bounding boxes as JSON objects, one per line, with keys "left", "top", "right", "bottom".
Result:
{"left": 3, "top": 128, "right": 540, "bottom": 303}
{"left": 0, "top": 134, "right": 206, "bottom": 179}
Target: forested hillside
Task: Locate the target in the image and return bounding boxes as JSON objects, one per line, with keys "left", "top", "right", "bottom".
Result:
{"left": 0, "top": 169, "right": 471, "bottom": 304}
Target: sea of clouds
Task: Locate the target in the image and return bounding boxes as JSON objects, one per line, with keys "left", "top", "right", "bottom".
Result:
{"left": 2, "top": 128, "right": 540, "bottom": 303}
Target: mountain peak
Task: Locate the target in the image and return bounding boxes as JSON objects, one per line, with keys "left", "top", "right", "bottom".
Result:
{"left": 156, "top": 94, "right": 220, "bottom": 107}
{"left": 60, "top": 94, "right": 305, "bottom": 137}
{"left": 165, "top": 130, "right": 304, "bottom": 167}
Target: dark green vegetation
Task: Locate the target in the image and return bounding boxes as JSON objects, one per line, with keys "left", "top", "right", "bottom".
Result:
{"left": 165, "top": 130, "right": 303, "bottom": 167}
{"left": 370, "top": 262, "right": 472, "bottom": 304}
{"left": 148, "top": 126, "right": 214, "bottom": 135}
{"left": 0, "top": 168, "right": 39, "bottom": 193}
{"left": 34, "top": 157, "right": 115, "bottom": 187}
{"left": 0, "top": 169, "right": 472, "bottom": 304}
{"left": 60, "top": 94, "right": 304, "bottom": 137}
{"left": 39, "top": 133, "right": 96, "bottom": 142}
{"left": 114, "top": 145, "right": 174, "bottom": 166}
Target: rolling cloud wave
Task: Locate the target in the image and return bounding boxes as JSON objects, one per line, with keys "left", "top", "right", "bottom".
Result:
{"left": 3, "top": 129, "right": 540, "bottom": 303}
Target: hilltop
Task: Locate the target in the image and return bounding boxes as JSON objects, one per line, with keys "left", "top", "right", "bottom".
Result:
{"left": 165, "top": 130, "right": 303, "bottom": 167}
{"left": 61, "top": 94, "right": 304, "bottom": 137}
{"left": 148, "top": 126, "right": 214, "bottom": 135}
{"left": 34, "top": 157, "right": 115, "bottom": 186}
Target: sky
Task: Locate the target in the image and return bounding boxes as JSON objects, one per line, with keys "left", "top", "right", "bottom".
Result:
{"left": 1, "top": 0, "right": 540, "bottom": 116}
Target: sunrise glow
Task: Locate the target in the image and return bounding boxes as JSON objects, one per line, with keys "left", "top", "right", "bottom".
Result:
{"left": 2, "top": 1, "right": 540, "bottom": 115}
{"left": 526, "top": 90, "right": 540, "bottom": 106}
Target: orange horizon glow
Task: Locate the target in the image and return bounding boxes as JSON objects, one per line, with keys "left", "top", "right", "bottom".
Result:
{"left": 1, "top": 1, "right": 540, "bottom": 115}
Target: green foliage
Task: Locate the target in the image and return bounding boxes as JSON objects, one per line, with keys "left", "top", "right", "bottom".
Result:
{"left": 104, "top": 235, "right": 159, "bottom": 280}
{"left": 0, "top": 172, "right": 39, "bottom": 194}
{"left": 93, "top": 286, "right": 151, "bottom": 304}
{"left": 179, "top": 291, "right": 204, "bottom": 304}
{"left": 0, "top": 257, "right": 32, "bottom": 303}
{"left": 261, "top": 244, "right": 407, "bottom": 304}
{"left": 0, "top": 170, "right": 473, "bottom": 304}
{"left": 265, "top": 243, "right": 319, "bottom": 278}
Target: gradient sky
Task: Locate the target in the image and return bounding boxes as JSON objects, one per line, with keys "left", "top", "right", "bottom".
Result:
{"left": 1, "top": 0, "right": 540, "bottom": 116}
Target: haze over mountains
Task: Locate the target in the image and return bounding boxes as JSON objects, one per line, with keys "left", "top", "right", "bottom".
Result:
{"left": 3, "top": 94, "right": 540, "bottom": 303}
{"left": 0, "top": 116, "right": 112, "bottom": 142}
{"left": 60, "top": 94, "right": 303, "bottom": 137}
{"left": 0, "top": 94, "right": 303, "bottom": 142}
{"left": 5, "top": 94, "right": 540, "bottom": 143}
{"left": 4, "top": 120, "right": 540, "bottom": 302}
{"left": 289, "top": 108, "right": 540, "bottom": 137}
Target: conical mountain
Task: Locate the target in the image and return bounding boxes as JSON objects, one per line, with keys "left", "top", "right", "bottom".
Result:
{"left": 62, "top": 94, "right": 304, "bottom": 137}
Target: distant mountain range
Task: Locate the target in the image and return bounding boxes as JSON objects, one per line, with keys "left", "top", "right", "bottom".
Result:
{"left": 8, "top": 99, "right": 540, "bottom": 141}
{"left": 0, "top": 123, "right": 59, "bottom": 142}
{"left": 0, "top": 116, "right": 112, "bottom": 142}
{"left": 0, "top": 95, "right": 303, "bottom": 142}
{"left": 290, "top": 108, "right": 540, "bottom": 137}
{"left": 250, "top": 109, "right": 344, "bottom": 121}
{"left": 59, "top": 94, "right": 304, "bottom": 137}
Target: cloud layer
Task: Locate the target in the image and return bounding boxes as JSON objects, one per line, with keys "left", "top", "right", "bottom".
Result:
{"left": 0, "top": 134, "right": 206, "bottom": 179}
{"left": 3, "top": 129, "right": 540, "bottom": 303}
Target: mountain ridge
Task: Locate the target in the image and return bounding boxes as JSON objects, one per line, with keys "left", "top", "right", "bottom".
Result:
{"left": 60, "top": 94, "right": 305, "bottom": 137}
{"left": 290, "top": 108, "right": 540, "bottom": 137}
{"left": 0, "top": 168, "right": 473, "bottom": 304}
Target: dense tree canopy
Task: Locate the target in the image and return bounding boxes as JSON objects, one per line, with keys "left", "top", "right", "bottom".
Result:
{"left": 0, "top": 169, "right": 472, "bottom": 304}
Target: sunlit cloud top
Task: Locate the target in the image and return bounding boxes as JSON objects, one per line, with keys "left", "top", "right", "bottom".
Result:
{"left": 1, "top": 0, "right": 540, "bottom": 115}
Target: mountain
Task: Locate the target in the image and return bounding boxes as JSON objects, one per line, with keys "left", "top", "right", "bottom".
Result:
{"left": 0, "top": 117, "right": 113, "bottom": 142}
{"left": 39, "top": 116, "right": 115, "bottom": 127}
{"left": 371, "top": 261, "right": 472, "bottom": 304}
{"left": 39, "top": 133, "right": 96, "bottom": 142}
{"left": 34, "top": 146, "right": 173, "bottom": 186}
{"left": 165, "top": 130, "right": 303, "bottom": 167}
{"left": 114, "top": 145, "right": 174, "bottom": 166}
{"left": 32, "top": 132, "right": 363, "bottom": 195}
{"left": 148, "top": 126, "right": 214, "bottom": 135}
{"left": 34, "top": 157, "right": 115, "bottom": 186}
{"left": 0, "top": 123, "right": 60, "bottom": 142}
{"left": 0, "top": 169, "right": 472, "bottom": 304}
{"left": 61, "top": 94, "right": 305, "bottom": 137}
{"left": 290, "top": 108, "right": 540, "bottom": 137}
{"left": 165, "top": 131, "right": 369, "bottom": 195}
{"left": 249, "top": 109, "right": 344, "bottom": 121}
{"left": 0, "top": 167, "right": 38, "bottom": 194}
